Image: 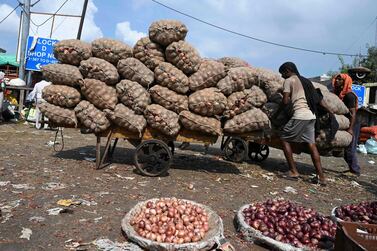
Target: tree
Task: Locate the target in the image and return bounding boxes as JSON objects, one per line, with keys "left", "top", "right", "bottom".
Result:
{"left": 360, "top": 46, "right": 377, "bottom": 81}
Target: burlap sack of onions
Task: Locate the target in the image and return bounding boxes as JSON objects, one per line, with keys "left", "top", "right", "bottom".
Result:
{"left": 149, "top": 85, "right": 188, "bottom": 114}
{"left": 91, "top": 38, "right": 133, "bottom": 65}
{"left": 79, "top": 57, "right": 119, "bottom": 85}
{"left": 79, "top": 79, "right": 118, "bottom": 110}
{"left": 42, "top": 85, "right": 81, "bottom": 108}
{"left": 117, "top": 58, "right": 154, "bottom": 88}
{"left": 41, "top": 64, "right": 83, "bottom": 87}
{"left": 74, "top": 100, "right": 110, "bottom": 133}
{"left": 104, "top": 104, "right": 147, "bottom": 136}
{"left": 144, "top": 104, "right": 180, "bottom": 137}
{"left": 188, "top": 60, "right": 226, "bottom": 91}
{"left": 133, "top": 37, "right": 165, "bottom": 70}
{"left": 154, "top": 62, "right": 190, "bottom": 94}
{"left": 149, "top": 20, "right": 188, "bottom": 46}
{"left": 39, "top": 102, "right": 77, "bottom": 127}
{"left": 53, "top": 39, "right": 92, "bottom": 66}
{"left": 116, "top": 80, "right": 151, "bottom": 115}
{"left": 179, "top": 111, "right": 222, "bottom": 136}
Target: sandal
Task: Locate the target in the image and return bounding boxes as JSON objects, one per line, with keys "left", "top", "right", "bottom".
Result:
{"left": 310, "top": 176, "right": 327, "bottom": 186}
{"left": 279, "top": 171, "right": 300, "bottom": 181}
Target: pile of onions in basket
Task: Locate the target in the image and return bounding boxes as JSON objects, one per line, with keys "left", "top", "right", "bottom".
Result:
{"left": 335, "top": 201, "right": 377, "bottom": 224}
{"left": 131, "top": 198, "right": 209, "bottom": 244}
{"left": 243, "top": 199, "right": 337, "bottom": 249}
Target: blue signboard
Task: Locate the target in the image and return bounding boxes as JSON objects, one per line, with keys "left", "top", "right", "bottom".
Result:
{"left": 351, "top": 84, "right": 366, "bottom": 108}
{"left": 25, "top": 36, "right": 59, "bottom": 71}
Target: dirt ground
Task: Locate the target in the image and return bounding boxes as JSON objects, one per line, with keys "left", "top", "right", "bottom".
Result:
{"left": 0, "top": 123, "right": 376, "bottom": 251}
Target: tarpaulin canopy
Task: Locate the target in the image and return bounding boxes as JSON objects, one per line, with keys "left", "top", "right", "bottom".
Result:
{"left": 0, "top": 54, "right": 19, "bottom": 67}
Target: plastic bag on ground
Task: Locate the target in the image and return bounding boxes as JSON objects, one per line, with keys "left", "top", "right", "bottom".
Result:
{"left": 365, "top": 138, "right": 377, "bottom": 155}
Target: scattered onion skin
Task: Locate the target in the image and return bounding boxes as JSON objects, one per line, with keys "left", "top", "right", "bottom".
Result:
{"left": 243, "top": 199, "right": 337, "bottom": 249}
{"left": 131, "top": 198, "right": 209, "bottom": 243}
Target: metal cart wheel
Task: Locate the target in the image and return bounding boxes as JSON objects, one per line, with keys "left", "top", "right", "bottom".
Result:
{"left": 223, "top": 137, "right": 248, "bottom": 163}
{"left": 134, "top": 139, "right": 172, "bottom": 177}
{"left": 248, "top": 142, "right": 269, "bottom": 162}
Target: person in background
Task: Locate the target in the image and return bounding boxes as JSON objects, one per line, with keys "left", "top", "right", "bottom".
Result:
{"left": 0, "top": 72, "right": 6, "bottom": 122}
{"left": 332, "top": 73, "right": 360, "bottom": 176}
{"left": 27, "top": 78, "right": 51, "bottom": 128}
{"left": 278, "top": 62, "right": 326, "bottom": 185}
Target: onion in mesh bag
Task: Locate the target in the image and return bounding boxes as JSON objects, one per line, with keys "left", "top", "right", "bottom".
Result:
{"left": 188, "top": 88, "right": 227, "bottom": 117}
{"left": 39, "top": 102, "right": 77, "bottom": 127}
{"left": 335, "top": 114, "right": 350, "bottom": 130}
{"left": 149, "top": 85, "right": 188, "bottom": 114}
{"left": 316, "top": 130, "right": 352, "bottom": 149}
{"left": 133, "top": 37, "right": 165, "bottom": 70}
{"left": 189, "top": 60, "right": 226, "bottom": 91}
{"left": 91, "top": 38, "right": 133, "bottom": 65}
{"left": 116, "top": 80, "right": 151, "bottom": 114}
{"left": 117, "top": 58, "right": 154, "bottom": 88}
{"left": 154, "top": 62, "right": 189, "bottom": 94}
{"left": 80, "top": 79, "right": 118, "bottom": 110}
{"left": 42, "top": 85, "right": 81, "bottom": 108}
{"left": 53, "top": 39, "right": 92, "bottom": 66}
{"left": 41, "top": 64, "right": 82, "bottom": 87}
{"left": 165, "top": 40, "right": 201, "bottom": 75}
{"left": 216, "top": 67, "right": 258, "bottom": 96}
{"left": 217, "top": 57, "right": 249, "bottom": 70}
{"left": 149, "top": 19, "right": 188, "bottom": 46}
{"left": 144, "top": 104, "right": 180, "bottom": 136}
{"left": 225, "top": 86, "right": 267, "bottom": 118}
{"left": 104, "top": 104, "right": 146, "bottom": 135}
{"left": 223, "top": 108, "right": 270, "bottom": 134}
{"left": 74, "top": 100, "right": 111, "bottom": 133}
{"left": 79, "top": 57, "right": 119, "bottom": 85}
{"left": 179, "top": 110, "right": 221, "bottom": 136}
{"left": 321, "top": 91, "right": 349, "bottom": 115}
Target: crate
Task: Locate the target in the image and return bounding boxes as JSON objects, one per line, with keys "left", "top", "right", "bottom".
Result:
{"left": 334, "top": 221, "right": 377, "bottom": 251}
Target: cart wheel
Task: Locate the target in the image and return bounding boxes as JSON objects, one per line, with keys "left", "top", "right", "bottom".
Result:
{"left": 134, "top": 139, "right": 172, "bottom": 177}
{"left": 223, "top": 137, "right": 247, "bottom": 162}
{"left": 248, "top": 142, "right": 269, "bottom": 162}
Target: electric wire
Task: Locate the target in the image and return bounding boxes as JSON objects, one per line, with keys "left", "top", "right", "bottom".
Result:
{"left": 151, "top": 0, "right": 367, "bottom": 57}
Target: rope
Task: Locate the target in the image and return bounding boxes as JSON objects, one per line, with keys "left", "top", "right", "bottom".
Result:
{"left": 53, "top": 127, "right": 65, "bottom": 152}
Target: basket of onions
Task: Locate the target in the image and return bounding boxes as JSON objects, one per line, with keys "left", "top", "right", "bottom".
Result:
{"left": 331, "top": 201, "right": 377, "bottom": 224}
{"left": 121, "top": 198, "right": 224, "bottom": 251}
{"left": 235, "top": 198, "right": 337, "bottom": 251}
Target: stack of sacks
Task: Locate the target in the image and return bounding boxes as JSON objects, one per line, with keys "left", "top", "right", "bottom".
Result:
{"left": 360, "top": 126, "right": 377, "bottom": 143}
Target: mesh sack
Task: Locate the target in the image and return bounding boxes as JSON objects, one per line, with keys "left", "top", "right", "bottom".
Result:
{"left": 165, "top": 41, "right": 201, "bottom": 75}
{"left": 80, "top": 79, "right": 118, "bottom": 110}
{"left": 335, "top": 114, "right": 350, "bottom": 130}
{"left": 317, "top": 130, "right": 352, "bottom": 149}
{"left": 216, "top": 67, "right": 258, "bottom": 96}
{"left": 188, "top": 88, "right": 227, "bottom": 117}
{"left": 116, "top": 80, "right": 151, "bottom": 114}
{"left": 117, "top": 58, "right": 154, "bottom": 88}
{"left": 179, "top": 111, "right": 221, "bottom": 136}
{"left": 41, "top": 64, "right": 83, "bottom": 86}
{"left": 149, "top": 85, "right": 188, "bottom": 114}
{"left": 321, "top": 91, "right": 349, "bottom": 115}
{"left": 42, "top": 85, "right": 81, "bottom": 108}
{"left": 189, "top": 60, "right": 226, "bottom": 91}
{"left": 144, "top": 104, "right": 180, "bottom": 136}
{"left": 79, "top": 57, "right": 119, "bottom": 85}
{"left": 312, "top": 82, "right": 330, "bottom": 93}
{"left": 217, "top": 57, "right": 249, "bottom": 71}
{"left": 253, "top": 67, "right": 284, "bottom": 87}
{"left": 104, "top": 104, "right": 146, "bottom": 136}
{"left": 223, "top": 108, "right": 270, "bottom": 134}
{"left": 225, "top": 86, "right": 267, "bottom": 118}
{"left": 154, "top": 62, "right": 189, "bottom": 94}
{"left": 39, "top": 102, "right": 77, "bottom": 127}
{"left": 53, "top": 39, "right": 92, "bottom": 66}
{"left": 148, "top": 19, "right": 188, "bottom": 46}
{"left": 91, "top": 38, "right": 133, "bottom": 65}
{"left": 133, "top": 37, "right": 165, "bottom": 70}
{"left": 74, "top": 100, "right": 111, "bottom": 133}
{"left": 262, "top": 102, "right": 289, "bottom": 128}
{"left": 263, "top": 80, "right": 284, "bottom": 101}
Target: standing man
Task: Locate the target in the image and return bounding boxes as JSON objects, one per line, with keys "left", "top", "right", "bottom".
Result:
{"left": 278, "top": 62, "right": 326, "bottom": 185}
{"left": 0, "top": 72, "right": 5, "bottom": 122}
{"left": 332, "top": 73, "right": 360, "bottom": 176}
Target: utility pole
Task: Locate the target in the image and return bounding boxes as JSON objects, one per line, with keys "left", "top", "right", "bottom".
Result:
{"left": 18, "top": 0, "right": 31, "bottom": 82}
{"left": 77, "top": 0, "right": 89, "bottom": 40}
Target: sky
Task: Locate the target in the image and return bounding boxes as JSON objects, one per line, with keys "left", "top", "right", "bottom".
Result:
{"left": 0, "top": 0, "right": 376, "bottom": 77}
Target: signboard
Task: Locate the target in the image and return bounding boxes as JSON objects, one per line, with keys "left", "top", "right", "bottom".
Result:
{"left": 25, "top": 36, "right": 59, "bottom": 71}
{"left": 352, "top": 84, "right": 366, "bottom": 108}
